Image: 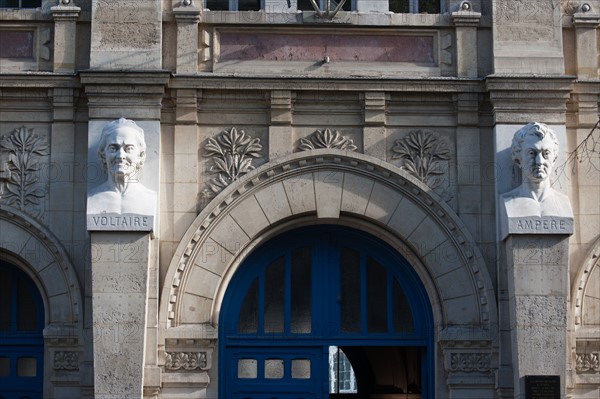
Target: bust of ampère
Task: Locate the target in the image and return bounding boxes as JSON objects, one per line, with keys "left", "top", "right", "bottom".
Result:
{"left": 501, "top": 122, "right": 573, "bottom": 218}
{"left": 87, "top": 118, "right": 156, "bottom": 216}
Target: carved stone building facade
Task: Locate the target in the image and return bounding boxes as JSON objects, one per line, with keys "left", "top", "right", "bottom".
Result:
{"left": 0, "top": 0, "right": 599, "bottom": 398}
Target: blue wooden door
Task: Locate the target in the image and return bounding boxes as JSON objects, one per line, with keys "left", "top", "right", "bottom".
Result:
{"left": 0, "top": 261, "right": 44, "bottom": 399}
{"left": 220, "top": 226, "right": 434, "bottom": 398}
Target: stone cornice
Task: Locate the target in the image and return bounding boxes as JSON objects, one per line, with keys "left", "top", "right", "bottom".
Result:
{"left": 169, "top": 75, "right": 484, "bottom": 92}
{"left": 485, "top": 75, "right": 575, "bottom": 124}
{"left": 80, "top": 71, "right": 171, "bottom": 119}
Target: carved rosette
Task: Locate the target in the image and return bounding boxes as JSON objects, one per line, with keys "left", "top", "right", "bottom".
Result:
{"left": 203, "top": 127, "right": 263, "bottom": 198}
{"left": 165, "top": 351, "right": 208, "bottom": 371}
{"left": 576, "top": 352, "right": 600, "bottom": 373}
{"left": 0, "top": 127, "right": 49, "bottom": 219}
{"left": 53, "top": 351, "right": 79, "bottom": 371}
{"left": 298, "top": 128, "right": 357, "bottom": 152}
{"left": 391, "top": 130, "right": 450, "bottom": 189}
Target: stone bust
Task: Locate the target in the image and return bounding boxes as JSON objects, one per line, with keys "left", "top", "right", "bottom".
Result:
{"left": 500, "top": 122, "right": 573, "bottom": 218}
{"left": 87, "top": 118, "right": 156, "bottom": 216}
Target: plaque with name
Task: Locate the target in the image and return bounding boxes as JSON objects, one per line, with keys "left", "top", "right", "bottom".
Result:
{"left": 525, "top": 375, "right": 560, "bottom": 399}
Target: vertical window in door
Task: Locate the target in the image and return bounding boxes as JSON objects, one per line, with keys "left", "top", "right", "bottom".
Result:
{"left": 264, "top": 257, "right": 285, "bottom": 334}
{"left": 367, "top": 257, "right": 388, "bottom": 333}
{"left": 291, "top": 247, "right": 312, "bottom": 334}
{"left": 340, "top": 248, "right": 361, "bottom": 333}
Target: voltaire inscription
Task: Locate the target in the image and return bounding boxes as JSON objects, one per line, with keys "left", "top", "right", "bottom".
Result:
{"left": 87, "top": 118, "right": 156, "bottom": 231}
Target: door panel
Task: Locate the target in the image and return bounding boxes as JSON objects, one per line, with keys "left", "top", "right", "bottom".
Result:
{"left": 229, "top": 347, "right": 326, "bottom": 399}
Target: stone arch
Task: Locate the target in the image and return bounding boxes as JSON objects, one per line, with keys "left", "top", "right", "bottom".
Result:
{"left": 572, "top": 237, "right": 600, "bottom": 327}
{"left": 0, "top": 205, "right": 82, "bottom": 327}
{"left": 160, "top": 149, "right": 497, "bottom": 334}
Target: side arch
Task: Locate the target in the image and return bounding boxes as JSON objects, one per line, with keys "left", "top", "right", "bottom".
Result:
{"left": 160, "top": 149, "right": 497, "bottom": 335}
{"left": 572, "top": 237, "right": 600, "bottom": 327}
{"left": 0, "top": 205, "right": 83, "bottom": 327}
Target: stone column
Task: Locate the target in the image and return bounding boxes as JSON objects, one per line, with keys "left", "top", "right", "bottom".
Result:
{"left": 51, "top": 2, "right": 81, "bottom": 73}
{"left": 573, "top": 6, "right": 600, "bottom": 80}
{"left": 452, "top": 7, "right": 480, "bottom": 78}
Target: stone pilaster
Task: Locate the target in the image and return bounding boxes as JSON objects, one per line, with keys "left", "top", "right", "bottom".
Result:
{"left": 90, "top": 0, "right": 162, "bottom": 69}
{"left": 51, "top": 2, "right": 81, "bottom": 73}
{"left": 573, "top": 8, "right": 600, "bottom": 80}
{"left": 492, "top": 0, "right": 564, "bottom": 74}
{"left": 439, "top": 334, "right": 497, "bottom": 399}
{"left": 503, "top": 233, "right": 572, "bottom": 398}
{"left": 362, "top": 91, "right": 386, "bottom": 159}
{"left": 452, "top": 7, "right": 481, "bottom": 78}
{"left": 174, "top": 3, "right": 201, "bottom": 74}
{"left": 90, "top": 232, "right": 151, "bottom": 399}
{"left": 269, "top": 90, "right": 294, "bottom": 160}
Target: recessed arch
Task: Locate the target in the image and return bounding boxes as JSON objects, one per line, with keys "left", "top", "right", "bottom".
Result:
{"left": 160, "top": 149, "right": 497, "bottom": 334}
{"left": 0, "top": 205, "right": 82, "bottom": 327}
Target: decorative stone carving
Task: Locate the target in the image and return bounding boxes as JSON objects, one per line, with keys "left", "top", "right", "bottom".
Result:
{"left": 87, "top": 118, "right": 157, "bottom": 231}
{"left": 203, "top": 127, "right": 263, "bottom": 197}
{"left": 53, "top": 351, "right": 79, "bottom": 371}
{"left": 0, "top": 127, "right": 49, "bottom": 219}
{"left": 298, "top": 128, "right": 357, "bottom": 152}
{"left": 449, "top": 353, "right": 491, "bottom": 372}
{"left": 165, "top": 352, "right": 208, "bottom": 371}
{"left": 499, "top": 122, "right": 574, "bottom": 238}
{"left": 576, "top": 353, "right": 600, "bottom": 373}
{"left": 391, "top": 129, "right": 450, "bottom": 189}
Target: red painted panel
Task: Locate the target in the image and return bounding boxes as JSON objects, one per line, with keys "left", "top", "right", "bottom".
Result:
{"left": 0, "top": 31, "right": 34, "bottom": 59}
{"left": 219, "top": 33, "right": 434, "bottom": 63}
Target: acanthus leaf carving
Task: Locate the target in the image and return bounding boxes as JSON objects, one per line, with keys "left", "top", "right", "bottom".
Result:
{"left": 165, "top": 351, "right": 208, "bottom": 371}
{"left": 203, "top": 127, "right": 263, "bottom": 198}
{"left": 576, "top": 352, "right": 600, "bottom": 373}
{"left": 0, "top": 127, "right": 49, "bottom": 219}
{"left": 298, "top": 128, "right": 357, "bottom": 152}
{"left": 449, "top": 353, "right": 491, "bottom": 372}
{"left": 53, "top": 351, "right": 79, "bottom": 371}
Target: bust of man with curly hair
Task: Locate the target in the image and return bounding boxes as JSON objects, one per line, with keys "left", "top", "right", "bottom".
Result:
{"left": 501, "top": 122, "right": 573, "bottom": 218}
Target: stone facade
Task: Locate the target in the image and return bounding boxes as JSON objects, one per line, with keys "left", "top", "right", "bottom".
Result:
{"left": 0, "top": 0, "right": 599, "bottom": 398}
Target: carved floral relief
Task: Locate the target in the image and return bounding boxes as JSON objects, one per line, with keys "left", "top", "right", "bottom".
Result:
{"left": 202, "top": 127, "right": 263, "bottom": 198}
{"left": 0, "top": 127, "right": 49, "bottom": 219}
{"left": 53, "top": 351, "right": 79, "bottom": 371}
{"left": 576, "top": 352, "right": 600, "bottom": 373}
{"left": 391, "top": 129, "right": 450, "bottom": 189}
{"left": 165, "top": 351, "right": 208, "bottom": 371}
{"left": 298, "top": 128, "right": 357, "bottom": 151}
{"left": 449, "top": 353, "right": 491, "bottom": 372}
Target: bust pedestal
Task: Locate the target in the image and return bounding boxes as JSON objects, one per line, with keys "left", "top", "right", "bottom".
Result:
{"left": 90, "top": 232, "right": 152, "bottom": 399}
{"left": 502, "top": 215, "right": 573, "bottom": 398}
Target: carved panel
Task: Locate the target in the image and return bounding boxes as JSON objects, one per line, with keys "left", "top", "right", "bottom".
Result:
{"left": 202, "top": 127, "right": 263, "bottom": 198}
{"left": 448, "top": 353, "right": 491, "bottom": 372}
{"left": 0, "top": 127, "right": 49, "bottom": 219}
{"left": 391, "top": 129, "right": 450, "bottom": 189}
{"left": 164, "top": 351, "right": 208, "bottom": 371}
{"left": 53, "top": 351, "right": 79, "bottom": 371}
{"left": 576, "top": 352, "right": 600, "bottom": 373}
{"left": 298, "top": 128, "right": 357, "bottom": 151}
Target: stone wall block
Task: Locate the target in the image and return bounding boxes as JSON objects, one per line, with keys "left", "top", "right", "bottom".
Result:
{"left": 281, "top": 172, "right": 317, "bottom": 215}
{"left": 340, "top": 172, "right": 374, "bottom": 216}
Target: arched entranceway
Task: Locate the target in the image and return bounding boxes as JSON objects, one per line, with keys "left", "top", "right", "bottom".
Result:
{"left": 0, "top": 260, "right": 45, "bottom": 399}
{"left": 159, "top": 150, "right": 498, "bottom": 398}
{"left": 219, "top": 225, "right": 434, "bottom": 398}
